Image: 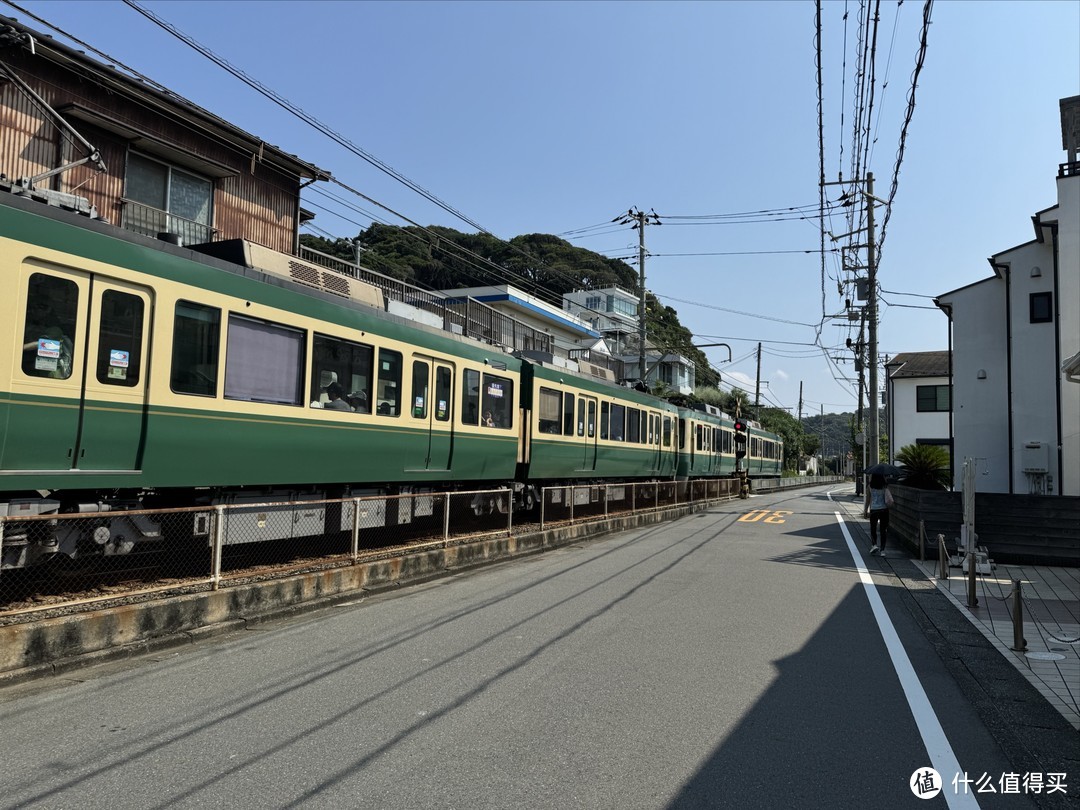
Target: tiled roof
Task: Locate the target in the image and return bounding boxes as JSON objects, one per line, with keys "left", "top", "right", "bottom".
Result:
{"left": 886, "top": 350, "right": 950, "bottom": 378}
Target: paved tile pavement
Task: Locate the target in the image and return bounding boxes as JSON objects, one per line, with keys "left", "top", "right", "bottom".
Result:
{"left": 911, "top": 556, "right": 1080, "bottom": 731}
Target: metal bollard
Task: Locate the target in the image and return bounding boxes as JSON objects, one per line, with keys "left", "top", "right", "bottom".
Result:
{"left": 1011, "top": 579, "right": 1027, "bottom": 651}
{"left": 918, "top": 519, "right": 925, "bottom": 562}
{"left": 967, "top": 544, "right": 978, "bottom": 608}
{"left": 937, "top": 533, "right": 948, "bottom": 581}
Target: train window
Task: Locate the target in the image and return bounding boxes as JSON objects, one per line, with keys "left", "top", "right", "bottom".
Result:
{"left": 171, "top": 301, "right": 220, "bottom": 396}
{"left": 95, "top": 290, "right": 144, "bottom": 387}
{"left": 610, "top": 404, "right": 625, "bottom": 441}
{"left": 640, "top": 410, "right": 648, "bottom": 444}
{"left": 376, "top": 349, "right": 402, "bottom": 416}
{"left": 21, "top": 273, "right": 79, "bottom": 380}
{"left": 695, "top": 424, "right": 703, "bottom": 451}
{"left": 224, "top": 315, "right": 304, "bottom": 405}
{"left": 587, "top": 400, "right": 596, "bottom": 438}
{"left": 538, "top": 387, "right": 561, "bottom": 434}
{"left": 713, "top": 428, "right": 721, "bottom": 453}
{"left": 652, "top": 414, "right": 659, "bottom": 445}
{"left": 663, "top": 417, "right": 672, "bottom": 447}
{"left": 435, "top": 367, "right": 451, "bottom": 422}
{"left": 678, "top": 418, "right": 686, "bottom": 449}
{"left": 627, "top": 409, "right": 640, "bottom": 443}
{"left": 577, "top": 397, "right": 585, "bottom": 436}
{"left": 411, "top": 361, "right": 429, "bottom": 418}
{"left": 463, "top": 369, "right": 480, "bottom": 425}
{"left": 562, "top": 393, "right": 575, "bottom": 436}
{"left": 482, "top": 374, "right": 513, "bottom": 428}
{"left": 600, "top": 401, "right": 610, "bottom": 440}
{"left": 311, "top": 335, "right": 372, "bottom": 412}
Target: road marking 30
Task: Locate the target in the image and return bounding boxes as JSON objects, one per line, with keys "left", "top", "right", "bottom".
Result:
{"left": 737, "top": 510, "right": 793, "bottom": 524}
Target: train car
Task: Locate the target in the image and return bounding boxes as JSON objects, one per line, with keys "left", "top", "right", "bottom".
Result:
{"left": 520, "top": 359, "right": 680, "bottom": 485}
{"left": 0, "top": 185, "right": 771, "bottom": 576}
{"left": 676, "top": 404, "right": 783, "bottom": 481}
{"left": 743, "top": 420, "right": 784, "bottom": 478}
{"left": 0, "top": 189, "right": 524, "bottom": 570}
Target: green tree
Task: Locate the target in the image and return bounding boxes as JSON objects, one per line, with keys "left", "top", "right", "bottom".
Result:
{"left": 895, "top": 444, "right": 951, "bottom": 490}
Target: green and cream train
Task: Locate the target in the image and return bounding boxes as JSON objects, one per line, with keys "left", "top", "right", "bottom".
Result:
{"left": 0, "top": 188, "right": 781, "bottom": 572}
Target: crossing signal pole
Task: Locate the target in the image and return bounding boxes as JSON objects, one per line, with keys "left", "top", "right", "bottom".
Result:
{"left": 734, "top": 412, "right": 749, "bottom": 499}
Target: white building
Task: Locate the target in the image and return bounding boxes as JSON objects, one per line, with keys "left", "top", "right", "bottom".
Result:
{"left": 884, "top": 351, "right": 952, "bottom": 461}
{"left": 439, "top": 284, "right": 615, "bottom": 379}
{"left": 563, "top": 286, "right": 697, "bottom": 394}
{"left": 935, "top": 96, "right": 1079, "bottom": 496}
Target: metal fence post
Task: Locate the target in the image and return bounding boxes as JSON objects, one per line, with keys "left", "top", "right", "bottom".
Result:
{"left": 570, "top": 486, "right": 575, "bottom": 524}
{"left": 632, "top": 483, "right": 637, "bottom": 513}
{"left": 443, "top": 493, "right": 451, "bottom": 547}
{"left": 540, "top": 487, "right": 546, "bottom": 533}
{"left": 1011, "top": 580, "right": 1027, "bottom": 652}
{"left": 351, "top": 498, "right": 361, "bottom": 563}
{"left": 918, "top": 519, "right": 925, "bottom": 562}
{"left": 603, "top": 484, "right": 609, "bottom": 519}
{"left": 655, "top": 483, "right": 660, "bottom": 512}
{"left": 211, "top": 505, "right": 225, "bottom": 590}
{"left": 937, "top": 533, "right": 948, "bottom": 581}
{"left": 507, "top": 488, "right": 513, "bottom": 537}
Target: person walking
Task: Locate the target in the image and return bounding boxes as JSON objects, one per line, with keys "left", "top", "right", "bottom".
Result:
{"left": 863, "top": 473, "right": 892, "bottom": 556}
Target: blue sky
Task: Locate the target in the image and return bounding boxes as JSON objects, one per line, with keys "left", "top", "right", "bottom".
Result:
{"left": 9, "top": 0, "right": 1078, "bottom": 416}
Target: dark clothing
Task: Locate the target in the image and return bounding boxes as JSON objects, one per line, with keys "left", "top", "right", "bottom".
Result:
{"left": 869, "top": 509, "right": 889, "bottom": 549}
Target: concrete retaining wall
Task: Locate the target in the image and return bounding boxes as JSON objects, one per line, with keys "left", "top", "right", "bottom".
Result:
{"left": 0, "top": 504, "right": 686, "bottom": 684}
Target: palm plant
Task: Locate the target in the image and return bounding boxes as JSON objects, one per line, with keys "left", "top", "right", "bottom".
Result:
{"left": 895, "top": 444, "right": 951, "bottom": 490}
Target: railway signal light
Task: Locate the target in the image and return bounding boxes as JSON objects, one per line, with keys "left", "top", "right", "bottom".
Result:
{"left": 734, "top": 418, "right": 747, "bottom": 460}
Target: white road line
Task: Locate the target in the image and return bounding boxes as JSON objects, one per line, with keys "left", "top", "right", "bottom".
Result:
{"left": 834, "top": 510, "right": 980, "bottom": 809}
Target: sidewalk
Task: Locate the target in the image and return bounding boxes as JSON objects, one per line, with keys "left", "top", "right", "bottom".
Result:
{"left": 911, "top": 557, "right": 1080, "bottom": 730}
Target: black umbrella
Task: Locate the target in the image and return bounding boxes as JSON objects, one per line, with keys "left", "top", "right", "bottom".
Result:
{"left": 864, "top": 462, "right": 902, "bottom": 478}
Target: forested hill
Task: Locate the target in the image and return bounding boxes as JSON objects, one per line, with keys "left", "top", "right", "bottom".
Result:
{"left": 300, "top": 224, "right": 720, "bottom": 387}
{"left": 302, "top": 225, "right": 637, "bottom": 296}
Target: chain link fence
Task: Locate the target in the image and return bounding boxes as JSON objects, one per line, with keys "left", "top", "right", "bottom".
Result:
{"left": 1, "top": 477, "right": 759, "bottom": 620}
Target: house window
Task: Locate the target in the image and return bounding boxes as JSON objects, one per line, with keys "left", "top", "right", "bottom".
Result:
{"left": 123, "top": 152, "right": 213, "bottom": 244}
{"left": 916, "top": 384, "right": 950, "bottom": 412}
{"left": 585, "top": 296, "right": 602, "bottom": 311}
{"left": 1030, "top": 292, "right": 1053, "bottom": 323}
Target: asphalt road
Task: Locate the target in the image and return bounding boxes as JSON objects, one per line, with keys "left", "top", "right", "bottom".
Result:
{"left": 0, "top": 484, "right": 1070, "bottom": 809}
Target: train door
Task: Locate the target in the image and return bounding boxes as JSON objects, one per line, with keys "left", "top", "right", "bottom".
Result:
{"left": 408, "top": 356, "right": 454, "bottom": 471}
{"left": 4, "top": 266, "right": 151, "bottom": 472}
{"left": 581, "top": 396, "right": 597, "bottom": 471}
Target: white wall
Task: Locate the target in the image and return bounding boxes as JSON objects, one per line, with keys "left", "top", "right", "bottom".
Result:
{"left": 939, "top": 280, "right": 1010, "bottom": 492}
{"left": 1002, "top": 235, "right": 1062, "bottom": 494}
{"left": 890, "top": 376, "right": 951, "bottom": 458}
{"left": 1054, "top": 174, "right": 1080, "bottom": 496}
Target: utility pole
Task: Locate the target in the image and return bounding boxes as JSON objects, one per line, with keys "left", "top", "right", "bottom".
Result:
{"left": 798, "top": 381, "right": 804, "bottom": 473}
{"left": 823, "top": 173, "right": 882, "bottom": 476}
{"left": 820, "top": 404, "right": 825, "bottom": 475}
{"left": 615, "top": 208, "right": 660, "bottom": 386}
{"left": 754, "top": 342, "right": 762, "bottom": 411}
{"left": 866, "top": 172, "right": 880, "bottom": 468}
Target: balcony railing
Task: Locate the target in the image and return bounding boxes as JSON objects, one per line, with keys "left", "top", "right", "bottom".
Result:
{"left": 1059, "top": 161, "right": 1080, "bottom": 178}
{"left": 298, "top": 245, "right": 553, "bottom": 355}
{"left": 121, "top": 198, "right": 216, "bottom": 246}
